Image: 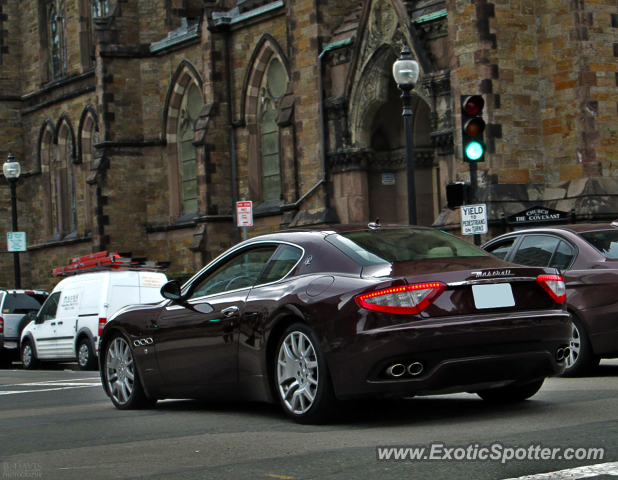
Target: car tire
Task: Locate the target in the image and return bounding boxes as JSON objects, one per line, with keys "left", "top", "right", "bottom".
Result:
{"left": 77, "top": 339, "right": 98, "bottom": 371}
{"left": 103, "top": 333, "right": 157, "bottom": 410}
{"left": 274, "top": 322, "right": 338, "bottom": 424}
{"left": 562, "top": 315, "right": 600, "bottom": 377}
{"left": 477, "top": 378, "right": 545, "bottom": 403}
{"left": 21, "top": 340, "right": 39, "bottom": 370}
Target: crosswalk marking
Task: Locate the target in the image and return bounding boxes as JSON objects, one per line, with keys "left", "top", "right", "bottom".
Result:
{"left": 503, "top": 462, "right": 618, "bottom": 479}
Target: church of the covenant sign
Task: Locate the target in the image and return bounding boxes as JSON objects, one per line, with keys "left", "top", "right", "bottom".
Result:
{"left": 506, "top": 206, "right": 571, "bottom": 225}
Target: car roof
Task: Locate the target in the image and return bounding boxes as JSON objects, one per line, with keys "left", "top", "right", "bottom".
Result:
{"left": 550, "top": 223, "right": 618, "bottom": 233}
{"left": 273, "top": 224, "right": 432, "bottom": 235}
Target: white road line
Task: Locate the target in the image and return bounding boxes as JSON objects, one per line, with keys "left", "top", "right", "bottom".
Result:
{"left": 1, "top": 382, "right": 101, "bottom": 387}
{"left": 0, "top": 378, "right": 100, "bottom": 388}
{"left": 0, "top": 386, "right": 100, "bottom": 395}
{"left": 503, "top": 462, "right": 618, "bottom": 479}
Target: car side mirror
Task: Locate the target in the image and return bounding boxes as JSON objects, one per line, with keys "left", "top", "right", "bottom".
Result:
{"left": 29, "top": 312, "right": 42, "bottom": 324}
{"left": 160, "top": 280, "right": 185, "bottom": 302}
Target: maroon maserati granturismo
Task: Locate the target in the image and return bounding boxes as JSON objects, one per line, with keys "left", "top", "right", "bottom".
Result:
{"left": 99, "top": 225, "right": 571, "bottom": 423}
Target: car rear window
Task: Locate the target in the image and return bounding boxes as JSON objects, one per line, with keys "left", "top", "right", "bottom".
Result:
{"left": 3, "top": 293, "right": 48, "bottom": 314}
{"left": 325, "top": 229, "right": 489, "bottom": 267}
{"left": 579, "top": 230, "right": 618, "bottom": 259}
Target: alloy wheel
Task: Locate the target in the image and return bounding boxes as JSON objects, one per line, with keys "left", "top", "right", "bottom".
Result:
{"left": 277, "top": 331, "right": 319, "bottom": 415}
{"left": 78, "top": 343, "right": 90, "bottom": 367}
{"left": 106, "top": 337, "right": 136, "bottom": 405}
{"left": 22, "top": 344, "right": 32, "bottom": 367}
{"left": 566, "top": 322, "right": 581, "bottom": 369}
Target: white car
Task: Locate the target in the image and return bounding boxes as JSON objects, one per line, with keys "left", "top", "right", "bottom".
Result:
{"left": 21, "top": 271, "right": 167, "bottom": 370}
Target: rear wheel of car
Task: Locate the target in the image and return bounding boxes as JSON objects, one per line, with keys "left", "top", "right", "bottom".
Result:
{"left": 77, "top": 339, "right": 98, "bottom": 371}
{"left": 104, "top": 333, "right": 157, "bottom": 410}
{"left": 21, "top": 341, "right": 39, "bottom": 370}
{"left": 275, "top": 322, "right": 338, "bottom": 424}
{"left": 562, "top": 316, "right": 600, "bottom": 377}
{"left": 477, "top": 378, "right": 545, "bottom": 403}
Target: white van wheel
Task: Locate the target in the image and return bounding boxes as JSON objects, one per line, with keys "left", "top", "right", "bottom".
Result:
{"left": 77, "top": 339, "right": 97, "bottom": 371}
{"left": 21, "top": 341, "right": 39, "bottom": 370}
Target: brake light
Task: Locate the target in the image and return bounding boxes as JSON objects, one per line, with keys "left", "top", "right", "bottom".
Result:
{"left": 355, "top": 282, "right": 447, "bottom": 315}
{"left": 99, "top": 318, "right": 107, "bottom": 336}
{"left": 0, "top": 317, "right": 3, "bottom": 333}
{"left": 537, "top": 275, "right": 566, "bottom": 303}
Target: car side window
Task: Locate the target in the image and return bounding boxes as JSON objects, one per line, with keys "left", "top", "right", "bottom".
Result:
{"left": 485, "top": 238, "right": 517, "bottom": 260}
{"left": 511, "top": 235, "right": 560, "bottom": 267}
{"left": 188, "top": 246, "right": 278, "bottom": 299}
{"left": 39, "top": 292, "right": 61, "bottom": 321}
{"left": 256, "top": 245, "right": 303, "bottom": 286}
{"left": 549, "top": 241, "right": 575, "bottom": 270}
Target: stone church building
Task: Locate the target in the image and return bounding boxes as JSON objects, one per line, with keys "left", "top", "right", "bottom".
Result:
{"left": 1, "top": 0, "right": 617, "bottom": 289}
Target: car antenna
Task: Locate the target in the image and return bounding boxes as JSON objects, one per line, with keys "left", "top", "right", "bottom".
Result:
{"left": 368, "top": 218, "right": 381, "bottom": 230}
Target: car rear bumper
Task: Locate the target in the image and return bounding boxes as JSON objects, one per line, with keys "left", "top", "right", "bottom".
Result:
{"left": 326, "top": 310, "right": 571, "bottom": 399}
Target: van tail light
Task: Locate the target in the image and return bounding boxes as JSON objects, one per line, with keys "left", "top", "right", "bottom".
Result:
{"left": 0, "top": 317, "right": 3, "bottom": 333}
{"left": 98, "top": 318, "right": 107, "bottom": 336}
{"left": 355, "top": 282, "right": 447, "bottom": 315}
{"left": 537, "top": 275, "right": 566, "bottom": 303}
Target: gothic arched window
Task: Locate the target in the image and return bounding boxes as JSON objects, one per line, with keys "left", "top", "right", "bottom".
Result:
{"left": 259, "top": 57, "right": 287, "bottom": 202}
{"left": 178, "top": 82, "right": 204, "bottom": 215}
{"left": 52, "top": 122, "right": 77, "bottom": 237}
{"left": 48, "top": 1, "right": 67, "bottom": 79}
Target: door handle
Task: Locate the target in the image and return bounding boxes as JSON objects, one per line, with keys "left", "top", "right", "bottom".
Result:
{"left": 221, "top": 306, "right": 240, "bottom": 317}
{"left": 57, "top": 321, "right": 63, "bottom": 325}
{"left": 51, "top": 322, "right": 56, "bottom": 326}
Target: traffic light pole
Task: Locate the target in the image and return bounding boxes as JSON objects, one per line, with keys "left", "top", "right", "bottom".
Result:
{"left": 401, "top": 86, "right": 418, "bottom": 225}
{"left": 468, "top": 161, "right": 481, "bottom": 247}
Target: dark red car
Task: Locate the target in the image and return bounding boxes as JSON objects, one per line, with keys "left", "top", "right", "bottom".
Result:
{"left": 99, "top": 226, "right": 570, "bottom": 423}
{"left": 483, "top": 223, "right": 618, "bottom": 376}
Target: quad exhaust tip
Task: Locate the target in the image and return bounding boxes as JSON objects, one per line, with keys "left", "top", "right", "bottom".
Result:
{"left": 386, "top": 364, "right": 406, "bottom": 377}
{"left": 408, "top": 362, "right": 424, "bottom": 376}
{"left": 385, "top": 362, "right": 424, "bottom": 378}
{"left": 556, "top": 346, "right": 571, "bottom": 362}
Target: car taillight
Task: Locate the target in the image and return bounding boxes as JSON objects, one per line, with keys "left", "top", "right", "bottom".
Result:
{"left": 99, "top": 318, "right": 107, "bottom": 336}
{"left": 0, "top": 317, "right": 3, "bottom": 333}
{"left": 537, "top": 275, "right": 566, "bottom": 303}
{"left": 355, "top": 282, "right": 447, "bottom": 315}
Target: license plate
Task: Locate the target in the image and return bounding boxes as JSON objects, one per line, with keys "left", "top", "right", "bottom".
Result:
{"left": 472, "top": 284, "right": 515, "bottom": 309}
{"left": 4, "top": 341, "right": 18, "bottom": 349}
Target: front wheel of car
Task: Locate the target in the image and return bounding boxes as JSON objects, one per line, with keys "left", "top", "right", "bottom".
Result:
{"left": 21, "top": 341, "right": 39, "bottom": 370}
{"left": 275, "top": 323, "right": 338, "bottom": 424}
{"left": 104, "top": 333, "right": 157, "bottom": 410}
{"left": 562, "top": 316, "right": 600, "bottom": 377}
{"left": 77, "top": 339, "right": 98, "bottom": 371}
{"left": 477, "top": 378, "right": 545, "bottom": 403}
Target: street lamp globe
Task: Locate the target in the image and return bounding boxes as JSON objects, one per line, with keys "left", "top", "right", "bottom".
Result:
{"left": 3, "top": 151, "right": 21, "bottom": 179}
{"left": 392, "top": 46, "right": 420, "bottom": 88}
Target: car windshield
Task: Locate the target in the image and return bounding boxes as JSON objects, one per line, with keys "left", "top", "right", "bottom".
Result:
{"left": 579, "top": 230, "right": 618, "bottom": 259}
{"left": 325, "top": 229, "right": 489, "bottom": 267}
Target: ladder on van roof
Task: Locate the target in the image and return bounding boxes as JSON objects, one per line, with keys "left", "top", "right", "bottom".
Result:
{"left": 52, "top": 252, "right": 170, "bottom": 277}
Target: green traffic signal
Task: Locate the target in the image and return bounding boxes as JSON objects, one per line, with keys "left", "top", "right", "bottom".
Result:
{"left": 465, "top": 141, "right": 485, "bottom": 161}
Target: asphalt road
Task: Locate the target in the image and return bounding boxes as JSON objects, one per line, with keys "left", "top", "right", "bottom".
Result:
{"left": 1, "top": 361, "right": 618, "bottom": 480}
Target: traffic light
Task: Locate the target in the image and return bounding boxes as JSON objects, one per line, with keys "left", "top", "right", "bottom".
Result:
{"left": 461, "top": 95, "right": 486, "bottom": 162}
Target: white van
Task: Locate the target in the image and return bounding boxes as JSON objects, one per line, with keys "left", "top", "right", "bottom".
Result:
{"left": 20, "top": 271, "right": 167, "bottom": 370}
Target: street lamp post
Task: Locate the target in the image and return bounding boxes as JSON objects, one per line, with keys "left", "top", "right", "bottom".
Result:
{"left": 3, "top": 151, "right": 22, "bottom": 289}
{"left": 393, "top": 46, "right": 421, "bottom": 225}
